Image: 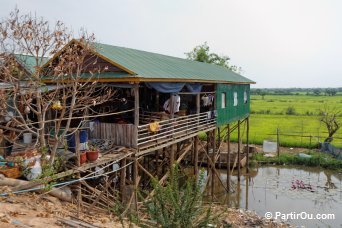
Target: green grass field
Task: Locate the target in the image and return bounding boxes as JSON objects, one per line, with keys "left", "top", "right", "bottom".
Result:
{"left": 251, "top": 94, "right": 342, "bottom": 116}
{"left": 223, "top": 94, "right": 342, "bottom": 148}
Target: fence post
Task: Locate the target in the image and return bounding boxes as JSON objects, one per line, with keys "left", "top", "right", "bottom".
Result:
{"left": 277, "top": 128, "right": 280, "bottom": 158}
{"left": 309, "top": 135, "right": 312, "bottom": 148}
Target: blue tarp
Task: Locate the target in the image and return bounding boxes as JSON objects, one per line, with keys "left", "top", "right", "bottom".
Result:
{"left": 145, "top": 82, "right": 202, "bottom": 93}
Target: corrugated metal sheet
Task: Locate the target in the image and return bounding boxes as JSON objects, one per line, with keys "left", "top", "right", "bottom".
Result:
{"left": 94, "top": 42, "right": 254, "bottom": 84}
{"left": 216, "top": 84, "right": 250, "bottom": 126}
{"left": 15, "top": 54, "right": 48, "bottom": 74}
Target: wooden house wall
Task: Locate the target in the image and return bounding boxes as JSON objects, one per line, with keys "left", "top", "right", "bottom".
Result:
{"left": 215, "top": 84, "right": 250, "bottom": 126}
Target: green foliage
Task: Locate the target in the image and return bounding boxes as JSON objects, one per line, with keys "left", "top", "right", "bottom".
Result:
{"left": 144, "top": 165, "right": 217, "bottom": 228}
{"left": 285, "top": 106, "right": 296, "bottom": 115}
{"left": 185, "top": 42, "right": 241, "bottom": 73}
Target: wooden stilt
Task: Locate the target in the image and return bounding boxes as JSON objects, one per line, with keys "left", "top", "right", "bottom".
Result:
{"left": 211, "top": 129, "right": 216, "bottom": 200}
{"left": 194, "top": 93, "right": 200, "bottom": 179}
{"left": 133, "top": 157, "right": 138, "bottom": 212}
{"left": 227, "top": 124, "right": 230, "bottom": 191}
{"left": 218, "top": 127, "right": 221, "bottom": 169}
{"left": 206, "top": 132, "right": 210, "bottom": 175}
{"left": 245, "top": 176, "right": 249, "bottom": 210}
{"left": 194, "top": 136, "right": 199, "bottom": 179}
{"left": 246, "top": 117, "right": 250, "bottom": 174}
{"left": 237, "top": 120, "right": 241, "bottom": 182}
{"left": 120, "top": 158, "right": 127, "bottom": 202}
{"left": 170, "top": 145, "right": 175, "bottom": 176}
{"left": 155, "top": 150, "right": 159, "bottom": 178}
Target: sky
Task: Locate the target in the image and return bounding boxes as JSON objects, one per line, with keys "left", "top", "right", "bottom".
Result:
{"left": 1, "top": 0, "right": 341, "bottom": 88}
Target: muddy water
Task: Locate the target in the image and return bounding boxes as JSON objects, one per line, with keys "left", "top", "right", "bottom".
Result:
{"left": 210, "top": 166, "right": 342, "bottom": 227}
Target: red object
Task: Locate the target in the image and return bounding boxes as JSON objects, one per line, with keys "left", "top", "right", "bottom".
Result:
{"left": 80, "top": 152, "right": 87, "bottom": 165}
{"left": 86, "top": 150, "right": 99, "bottom": 162}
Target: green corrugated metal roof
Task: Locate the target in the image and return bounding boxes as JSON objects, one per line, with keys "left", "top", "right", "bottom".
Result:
{"left": 15, "top": 54, "right": 48, "bottom": 74}
{"left": 94, "top": 42, "right": 254, "bottom": 84}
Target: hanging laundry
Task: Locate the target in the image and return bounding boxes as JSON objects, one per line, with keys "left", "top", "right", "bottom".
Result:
{"left": 163, "top": 94, "right": 181, "bottom": 113}
{"left": 201, "top": 95, "right": 209, "bottom": 107}
{"left": 201, "top": 94, "right": 214, "bottom": 107}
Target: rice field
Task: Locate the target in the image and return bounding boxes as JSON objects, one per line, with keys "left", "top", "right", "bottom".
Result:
{"left": 224, "top": 95, "right": 342, "bottom": 148}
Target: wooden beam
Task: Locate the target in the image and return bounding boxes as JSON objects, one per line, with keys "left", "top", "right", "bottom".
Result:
{"left": 134, "top": 84, "right": 139, "bottom": 127}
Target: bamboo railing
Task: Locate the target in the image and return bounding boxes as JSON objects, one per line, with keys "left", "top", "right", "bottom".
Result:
{"left": 137, "top": 111, "right": 216, "bottom": 152}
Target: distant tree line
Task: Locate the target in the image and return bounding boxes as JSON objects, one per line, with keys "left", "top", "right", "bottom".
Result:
{"left": 251, "top": 88, "right": 342, "bottom": 97}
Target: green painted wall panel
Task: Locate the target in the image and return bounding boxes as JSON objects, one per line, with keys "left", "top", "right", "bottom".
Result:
{"left": 216, "top": 84, "right": 250, "bottom": 126}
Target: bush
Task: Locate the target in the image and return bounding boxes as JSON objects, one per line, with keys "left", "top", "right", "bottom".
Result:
{"left": 145, "top": 165, "right": 218, "bottom": 227}
{"left": 285, "top": 106, "right": 296, "bottom": 115}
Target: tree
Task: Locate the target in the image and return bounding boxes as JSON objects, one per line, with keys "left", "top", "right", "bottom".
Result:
{"left": 185, "top": 42, "right": 242, "bottom": 73}
{"left": 319, "top": 105, "right": 341, "bottom": 143}
{"left": 313, "top": 89, "right": 321, "bottom": 96}
{"left": 0, "top": 9, "right": 115, "bottom": 164}
{"left": 325, "top": 88, "right": 337, "bottom": 96}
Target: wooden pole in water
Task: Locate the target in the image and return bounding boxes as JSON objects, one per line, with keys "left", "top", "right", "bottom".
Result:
{"left": 246, "top": 117, "right": 250, "bottom": 174}
{"left": 237, "top": 120, "right": 241, "bottom": 182}
{"left": 277, "top": 128, "right": 280, "bottom": 158}
{"left": 227, "top": 124, "right": 230, "bottom": 191}
{"left": 245, "top": 176, "right": 249, "bottom": 210}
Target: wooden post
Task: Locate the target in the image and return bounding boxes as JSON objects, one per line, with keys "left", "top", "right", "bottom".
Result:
{"left": 194, "top": 136, "right": 199, "bottom": 179}
{"left": 227, "top": 124, "right": 230, "bottom": 191}
{"left": 170, "top": 145, "right": 175, "bottom": 172}
{"left": 75, "top": 131, "right": 81, "bottom": 217}
{"left": 218, "top": 127, "right": 221, "bottom": 169}
{"left": 133, "top": 157, "right": 138, "bottom": 211}
{"left": 170, "top": 94, "right": 174, "bottom": 119}
{"left": 156, "top": 91, "right": 159, "bottom": 111}
{"left": 120, "top": 158, "right": 127, "bottom": 202}
{"left": 155, "top": 150, "right": 160, "bottom": 178}
{"left": 206, "top": 132, "right": 210, "bottom": 176}
{"left": 194, "top": 93, "right": 200, "bottom": 179}
{"left": 211, "top": 129, "right": 216, "bottom": 199}
{"left": 246, "top": 117, "right": 250, "bottom": 174}
{"left": 245, "top": 176, "right": 249, "bottom": 210}
{"left": 277, "top": 128, "right": 280, "bottom": 158}
{"left": 237, "top": 120, "right": 241, "bottom": 182}
{"left": 134, "top": 83, "right": 139, "bottom": 127}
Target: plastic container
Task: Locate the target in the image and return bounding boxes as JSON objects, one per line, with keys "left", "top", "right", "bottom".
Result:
{"left": 23, "top": 133, "right": 32, "bottom": 144}
{"left": 263, "top": 140, "right": 277, "bottom": 153}
{"left": 67, "top": 130, "right": 88, "bottom": 153}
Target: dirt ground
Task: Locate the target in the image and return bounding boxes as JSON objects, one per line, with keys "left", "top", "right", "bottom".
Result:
{"left": 0, "top": 189, "right": 121, "bottom": 228}
{"left": 0, "top": 191, "right": 291, "bottom": 228}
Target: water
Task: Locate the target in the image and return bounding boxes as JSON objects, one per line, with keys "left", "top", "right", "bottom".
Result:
{"left": 209, "top": 166, "right": 342, "bottom": 227}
